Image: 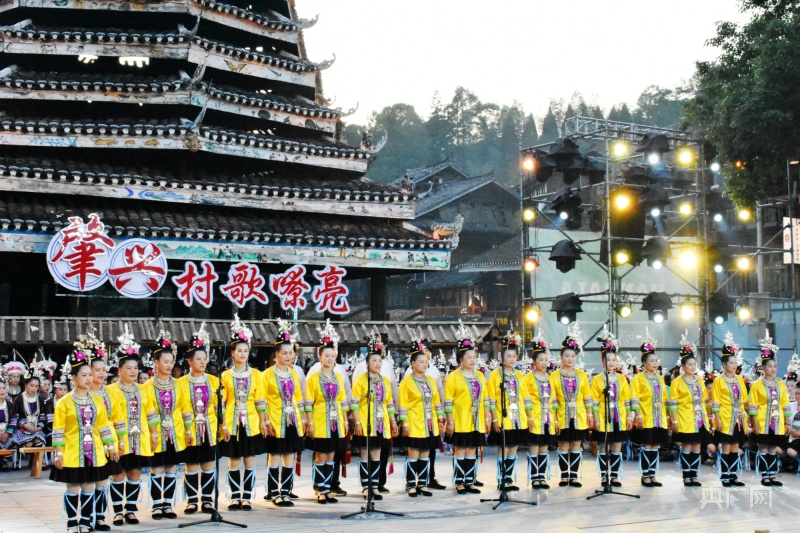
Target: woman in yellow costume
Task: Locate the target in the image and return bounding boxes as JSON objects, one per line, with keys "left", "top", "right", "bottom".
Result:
{"left": 550, "top": 323, "right": 593, "bottom": 487}
{"left": 668, "top": 332, "right": 712, "bottom": 487}
{"left": 107, "top": 330, "right": 155, "bottom": 526}
{"left": 50, "top": 338, "right": 118, "bottom": 533}
{"left": 306, "top": 321, "right": 349, "bottom": 504}
{"left": 522, "top": 332, "right": 556, "bottom": 488}
{"left": 749, "top": 331, "right": 792, "bottom": 486}
{"left": 711, "top": 332, "right": 748, "bottom": 487}
{"left": 262, "top": 319, "right": 305, "bottom": 508}
{"left": 399, "top": 337, "right": 445, "bottom": 497}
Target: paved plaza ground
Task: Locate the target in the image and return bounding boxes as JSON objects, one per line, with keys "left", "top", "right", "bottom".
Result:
{"left": 0, "top": 449, "right": 796, "bottom": 533}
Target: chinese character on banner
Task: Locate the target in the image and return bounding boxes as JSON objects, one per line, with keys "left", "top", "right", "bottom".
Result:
{"left": 108, "top": 239, "right": 168, "bottom": 298}
{"left": 172, "top": 260, "right": 219, "bottom": 308}
{"left": 269, "top": 264, "right": 311, "bottom": 312}
{"left": 311, "top": 264, "right": 350, "bottom": 315}
{"left": 46, "top": 213, "right": 115, "bottom": 292}
{"left": 220, "top": 261, "right": 269, "bottom": 308}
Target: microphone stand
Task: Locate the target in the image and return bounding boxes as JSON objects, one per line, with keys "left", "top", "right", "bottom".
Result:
{"left": 181, "top": 367, "right": 247, "bottom": 528}
{"left": 342, "top": 376, "right": 403, "bottom": 519}
{"left": 481, "top": 364, "right": 536, "bottom": 509}
{"left": 586, "top": 369, "right": 639, "bottom": 501}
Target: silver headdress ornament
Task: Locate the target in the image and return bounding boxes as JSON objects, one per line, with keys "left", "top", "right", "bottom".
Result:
{"left": 276, "top": 318, "right": 298, "bottom": 345}
{"left": 786, "top": 352, "right": 800, "bottom": 378}
{"left": 597, "top": 324, "right": 619, "bottom": 353}
{"left": 759, "top": 329, "right": 779, "bottom": 357}
{"left": 31, "top": 348, "right": 57, "bottom": 380}
{"left": 153, "top": 329, "right": 177, "bottom": 357}
{"left": 455, "top": 320, "right": 477, "bottom": 345}
{"left": 678, "top": 329, "right": 697, "bottom": 363}
{"left": 562, "top": 321, "right": 584, "bottom": 353}
{"left": 316, "top": 319, "right": 340, "bottom": 351}
{"left": 531, "top": 327, "right": 551, "bottom": 358}
{"left": 230, "top": 313, "right": 253, "bottom": 346}
{"left": 3, "top": 350, "right": 27, "bottom": 377}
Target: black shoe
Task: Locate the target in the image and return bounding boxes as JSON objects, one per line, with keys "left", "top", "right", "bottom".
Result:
{"left": 288, "top": 492, "right": 299, "bottom": 500}
{"left": 568, "top": 480, "right": 582, "bottom": 487}
{"left": 274, "top": 498, "right": 294, "bottom": 508}
{"left": 505, "top": 484, "right": 520, "bottom": 492}
{"left": 228, "top": 501, "right": 242, "bottom": 511}
{"left": 688, "top": 479, "right": 702, "bottom": 487}
{"left": 241, "top": 501, "right": 252, "bottom": 511}
{"left": 184, "top": 503, "right": 198, "bottom": 514}
{"left": 162, "top": 507, "right": 178, "bottom": 519}
{"left": 330, "top": 486, "right": 348, "bottom": 497}
{"left": 641, "top": 476, "right": 653, "bottom": 487}
{"left": 464, "top": 485, "right": 481, "bottom": 494}
{"left": 95, "top": 522, "right": 111, "bottom": 532}
{"left": 363, "top": 489, "right": 383, "bottom": 501}
{"left": 610, "top": 479, "right": 622, "bottom": 488}
{"left": 559, "top": 479, "right": 569, "bottom": 487}
{"left": 540, "top": 481, "right": 550, "bottom": 489}
{"left": 377, "top": 485, "right": 390, "bottom": 494}
{"left": 113, "top": 514, "right": 124, "bottom": 526}
{"left": 428, "top": 479, "right": 446, "bottom": 490}
{"left": 407, "top": 488, "right": 418, "bottom": 498}
{"left": 418, "top": 487, "right": 433, "bottom": 497}
{"left": 316, "top": 495, "right": 328, "bottom": 504}
{"left": 730, "top": 478, "right": 746, "bottom": 487}
{"left": 722, "top": 480, "right": 733, "bottom": 488}
{"left": 761, "top": 479, "right": 773, "bottom": 486}
{"left": 473, "top": 479, "right": 484, "bottom": 487}
{"left": 650, "top": 478, "right": 663, "bottom": 487}
{"left": 201, "top": 503, "right": 214, "bottom": 513}
{"left": 325, "top": 494, "right": 339, "bottom": 503}
{"left": 769, "top": 478, "right": 782, "bottom": 487}
{"left": 152, "top": 509, "right": 164, "bottom": 520}
{"left": 456, "top": 486, "right": 467, "bottom": 495}
{"left": 124, "top": 512, "right": 139, "bottom": 525}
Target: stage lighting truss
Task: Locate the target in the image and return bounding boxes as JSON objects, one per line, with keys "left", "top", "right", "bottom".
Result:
{"left": 548, "top": 187, "right": 583, "bottom": 230}
{"left": 708, "top": 293, "right": 735, "bottom": 325}
{"left": 549, "top": 239, "right": 583, "bottom": 273}
{"left": 641, "top": 237, "right": 671, "bottom": 270}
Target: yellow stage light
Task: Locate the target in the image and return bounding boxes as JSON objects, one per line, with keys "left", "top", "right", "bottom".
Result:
{"left": 679, "top": 202, "right": 693, "bottom": 216}
{"left": 611, "top": 140, "right": 630, "bottom": 159}
{"left": 675, "top": 146, "right": 697, "bottom": 167}
{"left": 524, "top": 257, "right": 539, "bottom": 273}
{"left": 679, "top": 249, "right": 698, "bottom": 269}
{"left": 523, "top": 207, "right": 536, "bottom": 222}
{"left": 737, "top": 306, "right": 751, "bottom": 321}
{"left": 736, "top": 256, "right": 751, "bottom": 271}
{"left": 615, "top": 250, "right": 630, "bottom": 265}
{"left": 613, "top": 193, "right": 631, "bottom": 211}
{"left": 525, "top": 306, "right": 541, "bottom": 323}
{"left": 680, "top": 302, "right": 696, "bottom": 320}
{"left": 738, "top": 208, "right": 752, "bottom": 222}
{"left": 522, "top": 157, "right": 535, "bottom": 172}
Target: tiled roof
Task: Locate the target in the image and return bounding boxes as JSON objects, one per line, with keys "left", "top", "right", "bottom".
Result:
{"left": 458, "top": 237, "right": 522, "bottom": 272}
{"left": 0, "top": 156, "right": 413, "bottom": 204}
{"left": 415, "top": 176, "right": 495, "bottom": 216}
{"left": 0, "top": 69, "right": 339, "bottom": 119}
{"left": 415, "top": 271, "right": 484, "bottom": 290}
{"left": 390, "top": 160, "right": 470, "bottom": 187}
{"left": 0, "top": 191, "right": 450, "bottom": 249}
{"left": 0, "top": 317, "right": 492, "bottom": 346}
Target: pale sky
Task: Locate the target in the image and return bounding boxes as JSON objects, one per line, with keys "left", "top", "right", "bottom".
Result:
{"left": 300, "top": 0, "right": 749, "bottom": 125}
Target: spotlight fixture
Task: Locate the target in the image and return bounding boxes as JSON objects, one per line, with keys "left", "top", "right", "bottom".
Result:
{"left": 522, "top": 156, "right": 536, "bottom": 172}
{"left": 709, "top": 162, "right": 721, "bottom": 173}
{"left": 610, "top": 139, "right": 631, "bottom": 159}
{"left": 679, "top": 202, "right": 694, "bottom": 216}
{"left": 640, "top": 184, "right": 670, "bottom": 220}
{"left": 616, "top": 298, "right": 633, "bottom": 319}
{"left": 522, "top": 199, "right": 537, "bottom": 223}
{"left": 641, "top": 292, "right": 673, "bottom": 323}
{"left": 679, "top": 248, "right": 698, "bottom": 269}
{"left": 647, "top": 153, "right": 661, "bottom": 165}
{"left": 738, "top": 208, "right": 752, "bottom": 222}
{"left": 552, "top": 293, "right": 583, "bottom": 325}
{"left": 548, "top": 187, "right": 583, "bottom": 230}
{"left": 675, "top": 146, "right": 697, "bottom": 168}
{"left": 549, "top": 239, "right": 583, "bottom": 273}
{"left": 679, "top": 300, "right": 696, "bottom": 320}
{"left": 708, "top": 293, "right": 734, "bottom": 325}
{"left": 736, "top": 301, "right": 751, "bottom": 321}
{"left": 641, "top": 237, "right": 670, "bottom": 269}
{"left": 524, "top": 255, "right": 540, "bottom": 273}
{"left": 707, "top": 244, "right": 732, "bottom": 274}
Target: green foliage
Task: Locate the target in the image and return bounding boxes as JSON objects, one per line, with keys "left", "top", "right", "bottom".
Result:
{"left": 685, "top": 1, "right": 800, "bottom": 208}
{"left": 355, "top": 86, "right": 686, "bottom": 187}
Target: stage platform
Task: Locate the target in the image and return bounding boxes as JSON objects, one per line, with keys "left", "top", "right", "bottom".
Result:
{"left": 0, "top": 449, "right": 795, "bottom": 532}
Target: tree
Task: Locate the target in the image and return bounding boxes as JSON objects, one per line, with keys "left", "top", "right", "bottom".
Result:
{"left": 685, "top": 1, "right": 800, "bottom": 208}
{"left": 607, "top": 103, "right": 633, "bottom": 123}
{"left": 635, "top": 85, "right": 686, "bottom": 127}
{"left": 540, "top": 103, "right": 560, "bottom": 143}
{"left": 521, "top": 113, "right": 539, "bottom": 147}
{"left": 365, "top": 103, "right": 432, "bottom": 183}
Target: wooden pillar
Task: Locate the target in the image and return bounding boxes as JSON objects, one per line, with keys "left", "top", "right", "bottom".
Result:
{"left": 370, "top": 273, "right": 387, "bottom": 321}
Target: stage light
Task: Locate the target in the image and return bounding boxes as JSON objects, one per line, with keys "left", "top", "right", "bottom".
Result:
{"left": 714, "top": 263, "right": 724, "bottom": 273}
{"left": 675, "top": 146, "right": 697, "bottom": 167}
{"left": 736, "top": 256, "right": 751, "bottom": 271}
{"left": 522, "top": 207, "right": 536, "bottom": 223}
{"left": 522, "top": 157, "right": 535, "bottom": 172}
{"left": 713, "top": 213, "right": 723, "bottom": 222}
{"left": 550, "top": 239, "right": 583, "bottom": 273}
{"left": 679, "top": 249, "right": 698, "bottom": 269}
{"left": 616, "top": 300, "right": 633, "bottom": 318}
{"left": 613, "top": 192, "right": 631, "bottom": 211}
{"left": 647, "top": 153, "right": 661, "bottom": 165}
{"left": 679, "top": 202, "right": 693, "bottom": 216}
{"left": 710, "top": 162, "right": 721, "bottom": 173}
{"left": 680, "top": 301, "right": 696, "bottom": 320}
{"left": 641, "top": 184, "right": 670, "bottom": 221}
{"left": 736, "top": 304, "right": 751, "bottom": 321}
{"left": 524, "top": 305, "right": 542, "bottom": 324}
{"left": 642, "top": 237, "right": 670, "bottom": 270}
{"left": 611, "top": 139, "right": 630, "bottom": 159}
{"left": 709, "top": 293, "right": 734, "bottom": 324}
{"left": 734, "top": 160, "right": 746, "bottom": 170}
{"left": 552, "top": 293, "right": 582, "bottom": 325}
{"left": 615, "top": 250, "right": 630, "bottom": 265}
{"left": 641, "top": 291, "right": 673, "bottom": 323}
{"left": 707, "top": 244, "right": 731, "bottom": 275}
{"left": 738, "top": 208, "right": 752, "bottom": 222}
{"left": 559, "top": 211, "right": 569, "bottom": 220}
{"left": 549, "top": 187, "right": 583, "bottom": 230}
{"left": 524, "top": 256, "right": 539, "bottom": 273}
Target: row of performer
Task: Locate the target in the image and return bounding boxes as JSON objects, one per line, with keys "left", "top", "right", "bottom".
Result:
{"left": 19, "top": 317, "right": 795, "bottom": 533}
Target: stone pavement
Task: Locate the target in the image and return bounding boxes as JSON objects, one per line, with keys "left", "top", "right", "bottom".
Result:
{"left": 0, "top": 450, "right": 797, "bottom": 533}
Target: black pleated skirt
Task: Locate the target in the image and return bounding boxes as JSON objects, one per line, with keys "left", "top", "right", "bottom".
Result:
{"left": 181, "top": 441, "right": 217, "bottom": 464}
{"left": 264, "top": 425, "right": 304, "bottom": 454}
{"left": 528, "top": 425, "right": 556, "bottom": 446}
{"left": 631, "top": 427, "right": 668, "bottom": 445}
{"left": 150, "top": 441, "right": 181, "bottom": 468}
{"left": 717, "top": 425, "right": 747, "bottom": 444}
{"left": 50, "top": 465, "right": 108, "bottom": 484}
{"left": 675, "top": 427, "right": 710, "bottom": 445}
{"left": 445, "top": 431, "right": 486, "bottom": 448}
{"left": 118, "top": 453, "right": 150, "bottom": 470}
{"left": 306, "top": 430, "right": 345, "bottom": 453}
{"left": 97, "top": 459, "right": 124, "bottom": 477}
{"left": 218, "top": 426, "right": 265, "bottom": 458}
{"left": 756, "top": 429, "right": 789, "bottom": 448}
{"left": 487, "top": 428, "right": 528, "bottom": 446}
{"left": 593, "top": 421, "right": 627, "bottom": 444}
{"left": 399, "top": 435, "right": 440, "bottom": 450}
{"left": 352, "top": 434, "right": 390, "bottom": 449}
{"left": 557, "top": 421, "right": 589, "bottom": 443}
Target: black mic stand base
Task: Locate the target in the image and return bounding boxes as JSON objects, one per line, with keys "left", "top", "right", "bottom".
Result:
{"left": 480, "top": 489, "right": 537, "bottom": 510}
{"left": 180, "top": 508, "right": 249, "bottom": 529}
{"left": 586, "top": 483, "right": 640, "bottom": 500}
